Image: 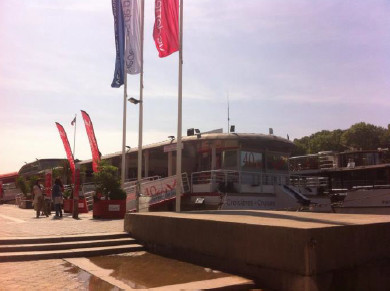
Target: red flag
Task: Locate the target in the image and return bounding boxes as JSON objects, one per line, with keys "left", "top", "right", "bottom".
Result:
{"left": 55, "top": 122, "right": 76, "bottom": 175}
{"left": 81, "top": 110, "right": 101, "bottom": 172}
{"left": 153, "top": 0, "right": 179, "bottom": 58}
{"left": 45, "top": 171, "right": 52, "bottom": 197}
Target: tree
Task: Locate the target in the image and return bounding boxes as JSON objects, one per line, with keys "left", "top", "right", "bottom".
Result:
{"left": 341, "top": 122, "right": 383, "bottom": 150}
{"left": 292, "top": 122, "right": 390, "bottom": 156}
{"left": 292, "top": 129, "right": 345, "bottom": 155}
{"left": 93, "top": 160, "right": 126, "bottom": 200}
{"left": 16, "top": 176, "right": 28, "bottom": 196}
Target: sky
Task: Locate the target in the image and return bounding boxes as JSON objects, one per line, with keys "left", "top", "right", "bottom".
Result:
{"left": 1, "top": 0, "right": 390, "bottom": 174}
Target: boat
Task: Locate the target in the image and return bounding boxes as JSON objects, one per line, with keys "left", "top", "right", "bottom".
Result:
{"left": 79, "top": 130, "right": 327, "bottom": 212}
{"left": 289, "top": 149, "right": 390, "bottom": 214}
{"left": 0, "top": 172, "right": 19, "bottom": 204}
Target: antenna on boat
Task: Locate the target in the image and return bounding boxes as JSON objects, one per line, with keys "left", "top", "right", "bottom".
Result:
{"left": 227, "top": 93, "right": 230, "bottom": 133}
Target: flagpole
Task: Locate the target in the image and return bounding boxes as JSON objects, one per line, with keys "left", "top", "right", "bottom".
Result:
{"left": 136, "top": 0, "right": 145, "bottom": 212}
{"left": 73, "top": 116, "right": 79, "bottom": 219}
{"left": 121, "top": 64, "right": 127, "bottom": 187}
{"left": 73, "top": 114, "right": 77, "bottom": 159}
{"left": 175, "top": 0, "right": 183, "bottom": 212}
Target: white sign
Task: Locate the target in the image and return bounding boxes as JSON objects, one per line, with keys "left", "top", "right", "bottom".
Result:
{"left": 126, "top": 176, "right": 183, "bottom": 211}
{"left": 108, "top": 204, "right": 120, "bottom": 212}
{"left": 221, "top": 196, "right": 275, "bottom": 210}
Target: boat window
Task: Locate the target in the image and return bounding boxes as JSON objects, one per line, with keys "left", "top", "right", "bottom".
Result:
{"left": 266, "top": 152, "right": 289, "bottom": 171}
{"left": 222, "top": 150, "right": 237, "bottom": 169}
{"left": 240, "top": 151, "right": 263, "bottom": 171}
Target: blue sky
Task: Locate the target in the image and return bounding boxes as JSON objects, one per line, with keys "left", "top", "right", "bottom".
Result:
{"left": 1, "top": 0, "right": 390, "bottom": 174}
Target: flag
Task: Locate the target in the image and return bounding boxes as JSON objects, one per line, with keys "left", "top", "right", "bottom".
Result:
{"left": 55, "top": 122, "right": 76, "bottom": 176}
{"left": 81, "top": 110, "right": 101, "bottom": 172}
{"left": 121, "top": 0, "right": 141, "bottom": 74}
{"left": 153, "top": 0, "right": 179, "bottom": 58}
{"left": 45, "top": 171, "right": 52, "bottom": 197}
{"left": 111, "top": 0, "right": 126, "bottom": 88}
{"left": 71, "top": 116, "right": 76, "bottom": 126}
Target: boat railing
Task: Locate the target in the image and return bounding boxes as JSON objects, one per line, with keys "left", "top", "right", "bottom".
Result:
{"left": 289, "top": 175, "right": 328, "bottom": 188}
{"left": 122, "top": 175, "right": 162, "bottom": 194}
{"left": 331, "top": 179, "right": 390, "bottom": 190}
{"left": 191, "top": 170, "right": 289, "bottom": 194}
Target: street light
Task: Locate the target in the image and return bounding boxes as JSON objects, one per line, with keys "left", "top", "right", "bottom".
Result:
{"left": 128, "top": 97, "right": 141, "bottom": 105}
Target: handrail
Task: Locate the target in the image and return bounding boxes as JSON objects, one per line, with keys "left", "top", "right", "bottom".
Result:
{"left": 191, "top": 170, "right": 289, "bottom": 194}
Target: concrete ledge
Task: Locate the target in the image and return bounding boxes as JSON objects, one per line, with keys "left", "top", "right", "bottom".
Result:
{"left": 124, "top": 210, "right": 390, "bottom": 291}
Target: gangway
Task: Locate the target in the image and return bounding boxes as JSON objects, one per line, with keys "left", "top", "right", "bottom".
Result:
{"left": 126, "top": 173, "right": 190, "bottom": 212}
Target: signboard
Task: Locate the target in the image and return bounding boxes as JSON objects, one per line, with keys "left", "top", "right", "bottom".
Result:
{"left": 109, "top": 204, "right": 121, "bottom": 211}
{"left": 221, "top": 195, "right": 275, "bottom": 210}
{"left": 126, "top": 176, "right": 184, "bottom": 211}
{"left": 241, "top": 151, "right": 263, "bottom": 170}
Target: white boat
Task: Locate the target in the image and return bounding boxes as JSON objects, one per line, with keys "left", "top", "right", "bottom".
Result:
{"left": 290, "top": 149, "right": 390, "bottom": 214}
{"left": 79, "top": 131, "right": 325, "bottom": 212}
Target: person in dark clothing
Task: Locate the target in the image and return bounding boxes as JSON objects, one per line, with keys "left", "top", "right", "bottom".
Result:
{"left": 52, "top": 178, "right": 63, "bottom": 218}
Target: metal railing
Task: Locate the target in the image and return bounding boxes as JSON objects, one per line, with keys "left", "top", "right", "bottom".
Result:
{"left": 331, "top": 179, "right": 390, "bottom": 190}
{"left": 289, "top": 175, "right": 328, "bottom": 188}
{"left": 191, "top": 170, "right": 290, "bottom": 194}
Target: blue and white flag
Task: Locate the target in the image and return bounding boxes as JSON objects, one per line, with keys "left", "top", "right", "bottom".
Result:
{"left": 111, "top": 0, "right": 125, "bottom": 88}
{"left": 121, "top": 0, "right": 141, "bottom": 75}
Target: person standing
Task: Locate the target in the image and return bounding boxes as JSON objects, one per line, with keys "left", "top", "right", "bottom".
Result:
{"left": 32, "top": 181, "right": 45, "bottom": 218}
{"left": 52, "top": 178, "right": 63, "bottom": 218}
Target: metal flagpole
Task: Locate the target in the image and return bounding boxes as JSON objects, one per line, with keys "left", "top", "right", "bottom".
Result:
{"left": 73, "top": 114, "right": 77, "bottom": 159}
{"left": 136, "top": 0, "right": 145, "bottom": 212}
{"left": 72, "top": 113, "right": 78, "bottom": 218}
{"left": 227, "top": 94, "right": 230, "bottom": 134}
{"left": 176, "top": 0, "right": 184, "bottom": 212}
{"left": 121, "top": 58, "right": 128, "bottom": 187}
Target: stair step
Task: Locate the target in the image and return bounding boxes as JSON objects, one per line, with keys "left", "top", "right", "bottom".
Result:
{"left": 0, "top": 232, "right": 129, "bottom": 245}
{"left": 0, "top": 244, "right": 144, "bottom": 262}
{"left": 0, "top": 237, "right": 137, "bottom": 252}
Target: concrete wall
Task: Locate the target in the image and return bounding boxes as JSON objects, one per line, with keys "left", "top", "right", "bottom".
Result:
{"left": 124, "top": 212, "right": 390, "bottom": 290}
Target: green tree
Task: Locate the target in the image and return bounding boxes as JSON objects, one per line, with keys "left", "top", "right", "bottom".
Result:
{"left": 292, "top": 136, "right": 310, "bottom": 156}
{"left": 341, "top": 122, "right": 384, "bottom": 150}
{"left": 93, "top": 160, "right": 126, "bottom": 200}
{"left": 27, "top": 176, "right": 40, "bottom": 193}
{"left": 16, "top": 176, "right": 28, "bottom": 196}
{"left": 293, "top": 129, "right": 345, "bottom": 155}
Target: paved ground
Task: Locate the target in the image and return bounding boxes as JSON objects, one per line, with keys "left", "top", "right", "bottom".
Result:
{"left": 0, "top": 204, "right": 124, "bottom": 290}
{"left": 0, "top": 204, "right": 256, "bottom": 290}
{"left": 0, "top": 204, "right": 123, "bottom": 237}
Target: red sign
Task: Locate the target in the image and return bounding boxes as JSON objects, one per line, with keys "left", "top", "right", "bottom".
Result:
{"left": 153, "top": 0, "right": 179, "bottom": 58}
{"left": 45, "top": 172, "right": 52, "bottom": 197}
{"left": 81, "top": 110, "right": 101, "bottom": 172}
{"left": 55, "top": 122, "right": 75, "bottom": 175}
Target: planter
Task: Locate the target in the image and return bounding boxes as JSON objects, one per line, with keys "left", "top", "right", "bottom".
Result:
{"left": 19, "top": 199, "right": 33, "bottom": 209}
{"left": 93, "top": 199, "right": 126, "bottom": 219}
{"left": 63, "top": 199, "right": 88, "bottom": 213}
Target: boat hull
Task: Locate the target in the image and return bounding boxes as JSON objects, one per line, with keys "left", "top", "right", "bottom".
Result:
{"left": 332, "top": 187, "right": 390, "bottom": 214}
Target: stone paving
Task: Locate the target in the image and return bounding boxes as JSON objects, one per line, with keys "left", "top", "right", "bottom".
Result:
{"left": 0, "top": 204, "right": 124, "bottom": 290}
{"left": 0, "top": 204, "right": 256, "bottom": 290}
{"left": 0, "top": 204, "right": 123, "bottom": 237}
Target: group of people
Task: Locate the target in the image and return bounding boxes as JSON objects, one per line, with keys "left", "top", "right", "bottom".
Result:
{"left": 32, "top": 178, "right": 64, "bottom": 218}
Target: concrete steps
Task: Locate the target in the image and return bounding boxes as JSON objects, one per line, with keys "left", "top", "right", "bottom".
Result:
{"left": 0, "top": 232, "right": 144, "bottom": 262}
